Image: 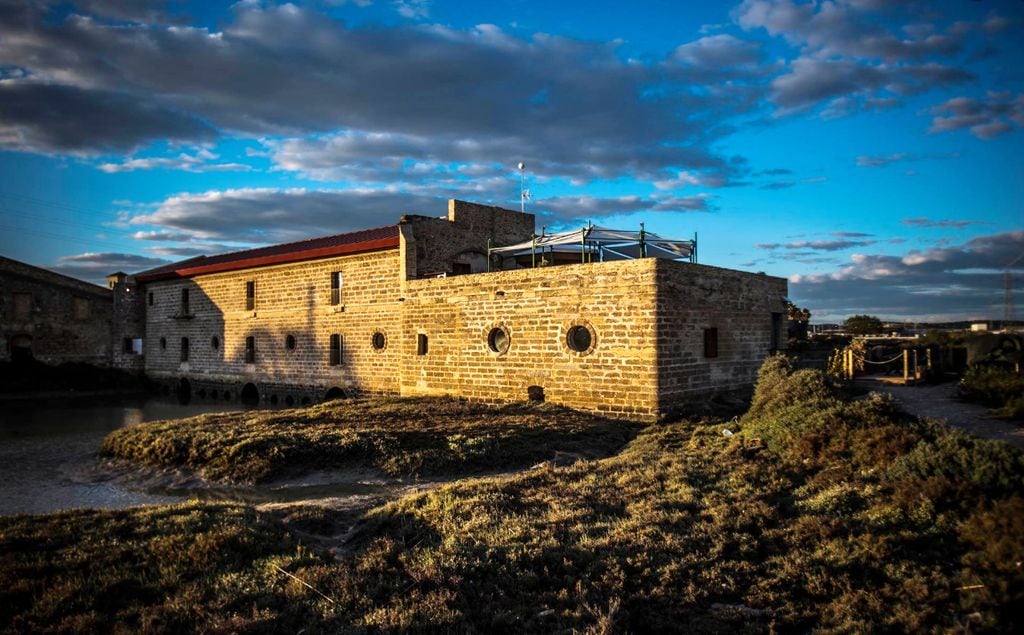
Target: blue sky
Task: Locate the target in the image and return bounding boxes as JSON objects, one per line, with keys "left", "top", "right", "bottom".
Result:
{"left": 0, "top": 0, "right": 1021, "bottom": 322}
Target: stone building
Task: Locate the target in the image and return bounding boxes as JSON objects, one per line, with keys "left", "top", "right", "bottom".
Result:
{"left": 122, "top": 200, "right": 787, "bottom": 420}
{"left": 0, "top": 255, "right": 113, "bottom": 366}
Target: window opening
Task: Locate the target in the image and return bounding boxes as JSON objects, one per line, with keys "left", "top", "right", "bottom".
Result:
{"left": 13, "top": 293, "right": 31, "bottom": 321}
{"left": 704, "top": 328, "right": 719, "bottom": 358}
{"left": 286, "top": 334, "right": 296, "bottom": 350}
{"left": 245, "top": 281, "right": 255, "bottom": 311}
{"left": 245, "top": 336, "right": 255, "bottom": 363}
{"left": 566, "top": 325, "right": 593, "bottom": 352}
{"left": 180, "top": 288, "right": 190, "bottom": 315}
{"left": 148, "top": 292, "right": 154, "bottom": 306}
{"left": 487, "top": 327, "right": 510, "bottom": 354}
{"left": 329, "top": 334, "right": 343, "bottom": 365}
{"left": 180, "top": 337, "right": 189, "bottom": 362}
{"left": 73, "top": 297, "right": 90, "bottom": 320}
{"left": 417, "top": 333, "right": 428, "bottom": 356}
{"left": 331, "top": 271, "right": 342, "bottom": 305}
{"left": 372, "top": 332, "right": 386, "bottom": 350}
{"left": 160, "top": 337, "right": 167, "bottom": 350}
{"left": 211, "top": 336, "right": 220, "bottom": 350}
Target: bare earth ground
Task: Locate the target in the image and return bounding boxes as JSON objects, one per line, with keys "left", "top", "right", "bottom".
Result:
{"left": 857, "top": 377, "right": 1024, "bottom": 449}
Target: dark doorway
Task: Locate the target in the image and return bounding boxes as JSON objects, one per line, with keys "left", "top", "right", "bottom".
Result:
{"left": 324, "top": 386, "right": 347, "bottom": 401}
{"left": 9, "top": 334, "right": 33, "bottom": 365}
{"left": 241, "top": 383, "right": 260, "bottom": 406}
{"left": 176, "top": 378, "right": 192, "bottom": 405}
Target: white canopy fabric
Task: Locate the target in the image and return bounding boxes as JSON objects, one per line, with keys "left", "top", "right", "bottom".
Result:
{"left": 488, "top": 225, "right": 696, "bottom": 262}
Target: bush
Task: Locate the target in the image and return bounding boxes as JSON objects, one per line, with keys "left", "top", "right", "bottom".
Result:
{"left": 888, "top": 432, "right": 1024, "bottom": 500}
{"left": 959, "top": 366, "right": 1024, "bottom": 416}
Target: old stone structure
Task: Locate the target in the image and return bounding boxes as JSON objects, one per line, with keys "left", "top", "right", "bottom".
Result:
{"left": 0, "top": 255, "right": 113, "bottom": 366}
{"left": 121, "top": 199, "right": 787, "bottom": 419}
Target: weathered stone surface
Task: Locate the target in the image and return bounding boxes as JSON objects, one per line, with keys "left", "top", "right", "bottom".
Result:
{"left": 0, "top": 256, "right": 112, "bottom": 366}
{"left": 125, "top": 200, "right": 787, "bottom": 419}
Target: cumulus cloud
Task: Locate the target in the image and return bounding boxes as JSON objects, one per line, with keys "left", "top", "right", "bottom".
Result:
{"left": 129, "top": 188, "right": 446, "bottom": 243}
{"left": 99, "top": 150, "right": 254, "bottom": 173}
{"left": 536, "top": 194, "right": 711, "bottom": 225}
{"left": 736, "top": 0, "right": 963, "bottom": 61}
{"left": 0, "top": 82, "right": 215, "bottom": 153}
{"left": 0, "top": 2, "right": 751, "bottom": 184}
{"left": 789, "top": 231, "right": 1024, "bottom": 320}
{"left": 736, "top": 0, "right": 979, "bottom": 117}
{"left": 51, "top": 251, "right": 169, "bottom": 283}
{"left": 929, "top": 92, "right": 1024, "bottom": 139}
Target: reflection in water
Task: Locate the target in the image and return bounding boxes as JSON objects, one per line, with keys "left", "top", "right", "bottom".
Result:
{"left": 0, "top": 399, "right": 284, "bottom": 516}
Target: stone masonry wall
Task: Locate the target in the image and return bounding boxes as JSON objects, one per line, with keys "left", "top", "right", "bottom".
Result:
{"left": 401, "top": 200, "right": 535, "bottom": 279}
{"left": 655, "top": 259, "right": 788, "bottom": 415}
{"left": 0, "top": 256, "right": 112, "bottom": 366}
{"left": 111, "top": 278, "right": 145, "bottom": 373}
{"left": 400, "top": 258, "right": 661, "bottom": 420}
{"left": 143, "top": 248, "right": 403, "bottom": 402}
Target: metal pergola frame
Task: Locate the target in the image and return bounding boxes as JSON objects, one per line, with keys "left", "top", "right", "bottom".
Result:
{"left": 486, "top": 223, "right": 697, "bottom": 271}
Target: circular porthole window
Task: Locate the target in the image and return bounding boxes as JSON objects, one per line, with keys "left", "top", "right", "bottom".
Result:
{"left": 487, "top": 326, "right": 510, "bottom": 354}
{"left": 285, "top": 334, "right": 296, "bottom": 350}
{"left": 372, "top": 331, "right": 386, "bottom": 351}
{"left": 566, "top": 324, "right": 595, "bottom": 353}
{"left": 211, "top": 336, "right": 220, "bottom": 350}
{"left": 159, "top": 337, "right": 167, "bottom": 350}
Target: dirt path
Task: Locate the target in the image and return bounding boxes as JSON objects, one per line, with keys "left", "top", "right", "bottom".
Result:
{"left": 856, "top": 378, "right": 1024, "bottom": 449}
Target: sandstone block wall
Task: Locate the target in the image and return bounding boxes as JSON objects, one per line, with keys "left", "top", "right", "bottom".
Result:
{"left": 401, "top": 258, "right": 661, "bottom": 419}
{"left": 655, "top": 259, "right": 788, "bottom": 414}
{"left": 143, "top": 248, "right": 403, "bottom": 402}
{"left": 401, "top": 199, "right": 535, "bottom": 279}
{"left": 0, "top": 256, "right": 112, "bottom": 366}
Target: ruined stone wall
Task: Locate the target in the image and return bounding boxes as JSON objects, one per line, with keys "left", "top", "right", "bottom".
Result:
{"left": 654, "top": 260, "right": 788, "bottom": 414}
{"left": 0, "top": 256, "right": 112, "bottom": 366}
{"left": 142, "top": 248, "right": 403, "bottom": 402}
{"left": 401, "top": 200, "right": 535, "bottom": 279}
{"left": 400, "top": 258, "right": 661, "bottom": 420}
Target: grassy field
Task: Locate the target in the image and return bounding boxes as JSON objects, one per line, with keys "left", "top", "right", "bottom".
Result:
{"left": 100, "top": 397, "right": 640, "bottom": 483}
{"left": 4, "top": 359, "right": 1023, "bottom": 632}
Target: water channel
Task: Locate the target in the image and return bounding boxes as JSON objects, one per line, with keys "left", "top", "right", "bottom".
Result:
{"left": 0, "top": 398, "right": 390, "bottom": 516}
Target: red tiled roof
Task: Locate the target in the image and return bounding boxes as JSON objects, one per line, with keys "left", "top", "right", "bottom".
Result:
{"left": 135, "top": 225, "right": 400, "bottom": 282}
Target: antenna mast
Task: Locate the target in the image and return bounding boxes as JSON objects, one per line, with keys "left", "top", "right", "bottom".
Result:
{"left": 517, "top": 162, "right": 528, "bottom": 213}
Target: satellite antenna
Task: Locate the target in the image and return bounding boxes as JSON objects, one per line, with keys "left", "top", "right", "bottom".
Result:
{"left": 517, "top": 162, "right": 529, "bottom": 213}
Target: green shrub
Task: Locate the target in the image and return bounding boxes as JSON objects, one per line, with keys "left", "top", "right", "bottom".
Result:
{"left": 959, "top": 366, "right": 1024, "bottom": 414}
{"left": 888, "top": 432, "right": 1024, "bottom": 500}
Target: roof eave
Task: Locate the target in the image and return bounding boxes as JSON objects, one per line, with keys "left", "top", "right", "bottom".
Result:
{"left": 136, "top": 236, "right": 400, "bottom": 282}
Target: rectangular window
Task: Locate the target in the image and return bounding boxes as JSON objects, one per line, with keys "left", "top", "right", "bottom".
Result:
{"left": 417, "top": 333, "right": 429, "bottom": 356}
{"left": 329, "top": 334, "right": 343, "bottom": 366}
{"left": 73, "top": 297, "right": 90, "bottom": 320}
{"left": 132, "top": 338, "right": 143, "bottom": 355}
{"left": 245, "top": 336, "right": 255, "bottom": 363}
{"left": 148, "top": 291, "right": 154, "bottom": 306}
{"left": 180, "top": 288, "right": 190, "bottom": 315}
{"left": 771, "top": 312, "right": 782, "bottom": 352}
{"left": 703, "top": 327, "right": 719, "bottom": 358}
{"left": 180, "top": 337, "right": 190, "bottom": 362}
{"left": 13, "top": 293, "right": 31, "bottom": 321}
{"left": 245, "top": 280, "right": 255, "bottom": 311}
{"left": 123, "top": 337, "right": 133, "bottom": 354}
{"left": 330, "top": 271, "right": 342, "bottom": 306}
{"left": 451, "top": 262, "right": 471, "bottom": 275}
